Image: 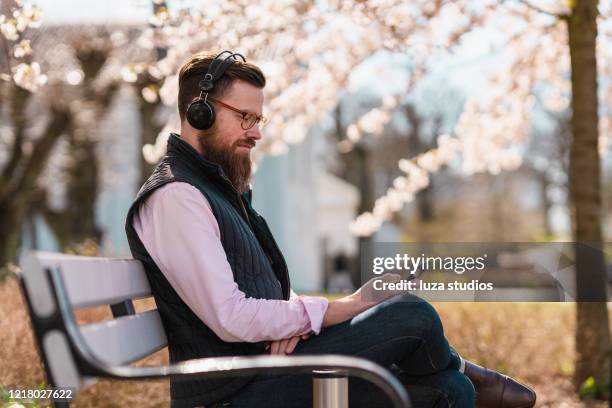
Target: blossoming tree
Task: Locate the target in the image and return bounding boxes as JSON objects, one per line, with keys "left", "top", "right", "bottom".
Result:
{"left": 129, "top": 0, "right": 611, "bottom": 394}
{"left": 0, "top": 2, "right": 122, "bottom": 267}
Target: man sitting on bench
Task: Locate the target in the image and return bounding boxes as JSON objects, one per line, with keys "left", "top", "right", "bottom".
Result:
{"left": 125, "top": 50, "right": 536, "bottom": 408}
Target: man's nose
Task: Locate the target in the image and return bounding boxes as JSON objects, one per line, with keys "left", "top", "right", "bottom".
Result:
{"left": 246, "top": 126, "right": 263, "bottom": 141}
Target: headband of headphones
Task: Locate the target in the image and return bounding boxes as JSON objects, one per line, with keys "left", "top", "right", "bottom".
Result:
{"left": 198, "top": 50, "right": 246, "bottom": 93}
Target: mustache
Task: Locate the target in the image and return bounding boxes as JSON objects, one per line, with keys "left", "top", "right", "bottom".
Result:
{"left": 235, "top": 139, "right": 256, "bottom": 148}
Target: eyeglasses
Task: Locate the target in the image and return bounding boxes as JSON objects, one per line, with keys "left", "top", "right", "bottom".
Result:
{"left": 207, "top": 97, "right": 268, "bottom": 130}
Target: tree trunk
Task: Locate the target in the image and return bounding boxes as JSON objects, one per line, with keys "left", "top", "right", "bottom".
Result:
{"left": 333, "top": 104, "right": 374, "bottom": 288}
{"left": 138, "top": 0, "right": 168, "bottom": 184}
{"left": 352, "top": 145, "right": 374, "bottom": 288}
{"left": 567, "top": 0, "right": 610, "bottom": 395}
{"left": 405, "top": 105, "right": 436, "bottom": 226}
{"left": 0, "top": 83, "right": 70, "bottom": 277}
{"left": 0, "top": 200, "right": 26, "bottom": 278}
{"left": 42, "top": 136, "right": 102, "bottom": 249}
{"left": 537, "top": 171, "right": 553, "bottom": 236}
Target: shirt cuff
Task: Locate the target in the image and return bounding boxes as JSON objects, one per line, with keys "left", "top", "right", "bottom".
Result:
{"left": 297, "top": 296, "right": 329, "bottom": 335}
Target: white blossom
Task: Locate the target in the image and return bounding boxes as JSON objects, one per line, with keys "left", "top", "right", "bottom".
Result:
{"left": 66, "top": 69, "right": 84, "bottom": 85}
{"left": 141, "top": 85, "right": 159, "bottom": 103}
{"left": 13, "top": 62, "right": 47, "bottom": 92}
{"left": 0, "top": 17, "right": 19, "bottom": 41}
{"left": 121, "top": 65, "right": 139, "bottom": 83}
{"left": 13, "top": 39, "right": 31, "bottom": 58}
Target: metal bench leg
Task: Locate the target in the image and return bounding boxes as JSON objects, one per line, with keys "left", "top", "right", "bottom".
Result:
{"left": 313, "top": 370, "right": 348, "bottom": 408}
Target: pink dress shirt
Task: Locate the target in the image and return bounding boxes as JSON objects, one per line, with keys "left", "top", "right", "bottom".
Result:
{"left": 132, "top": 182, "right": 329, "bottom": 343}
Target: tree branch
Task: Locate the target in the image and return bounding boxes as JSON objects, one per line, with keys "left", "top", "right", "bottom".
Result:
{"left": 0, "top": 32, "right": 15, "bottom": 83}
{"left": 505, "top": 0, "right": 569, "bottom": 20}
{"left": 99, "top": 80, "right": 119, "bottom": 109}
{"left": 6, "top": 107, "right": 72, "bottom": 200}
{"left": 0, "top": 86, "right": 30, "bottom": 199}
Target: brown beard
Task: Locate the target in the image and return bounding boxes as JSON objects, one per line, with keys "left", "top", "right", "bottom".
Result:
{"left": 198, "top": 132, "right": 253, "bottom": 193}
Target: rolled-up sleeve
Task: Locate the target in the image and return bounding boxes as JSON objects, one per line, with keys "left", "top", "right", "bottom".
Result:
{"left": 132, "top": 182, "right": 328, "bottom": 342}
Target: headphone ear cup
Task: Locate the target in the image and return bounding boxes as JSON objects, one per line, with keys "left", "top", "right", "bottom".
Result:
{"left": 186, "top": 100, "right": 215, "bottom": 130}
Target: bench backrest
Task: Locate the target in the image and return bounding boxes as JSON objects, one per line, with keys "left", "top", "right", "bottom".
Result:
{"left": 18, "top": 251, "right": 168, "bottom": 391}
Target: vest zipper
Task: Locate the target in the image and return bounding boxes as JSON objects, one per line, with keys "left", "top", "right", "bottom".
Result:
{"left": 220, "top": 172, "right": 280, "bottom": 277}
{"left": 234, "top": 190, "right": 275, "bottom": 267}
{"left": 257, "top": 214, "right": 291, "bottom": 295}
{"left": 237, "top": 196, "right": 254, "bottom": 230}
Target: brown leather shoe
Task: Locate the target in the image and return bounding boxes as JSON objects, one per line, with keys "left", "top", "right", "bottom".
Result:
{"left": 464, "top": 361, "right": 536, "bottom": 408}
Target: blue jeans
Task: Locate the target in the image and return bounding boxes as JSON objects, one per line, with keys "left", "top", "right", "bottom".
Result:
{"left": 223, "top": 294, "right": 475, "bottom": 407}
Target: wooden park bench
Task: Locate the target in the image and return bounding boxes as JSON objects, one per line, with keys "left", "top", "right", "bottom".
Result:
{"left": 17, "top": 251, "right": 411, "bottom": 408}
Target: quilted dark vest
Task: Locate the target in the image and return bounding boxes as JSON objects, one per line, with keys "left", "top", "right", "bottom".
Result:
{"left": 125, "top": 133, "right": 290, "bottom": 407}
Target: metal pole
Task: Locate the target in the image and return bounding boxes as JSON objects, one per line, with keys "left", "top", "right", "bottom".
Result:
{"left": 313, "top": 370, "right": 348, "bottom": 408}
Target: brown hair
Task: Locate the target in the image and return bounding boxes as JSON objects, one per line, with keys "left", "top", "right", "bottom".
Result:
{"left": 177, "top": 51, "right": 266, "bottom": 122}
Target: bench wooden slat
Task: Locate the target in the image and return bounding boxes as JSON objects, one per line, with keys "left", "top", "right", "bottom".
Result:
{"left": 33, "top": 252, "right": 152, "bottom": 309}
{"left": 80, "top": 310, "right": 168, "bottom": 365}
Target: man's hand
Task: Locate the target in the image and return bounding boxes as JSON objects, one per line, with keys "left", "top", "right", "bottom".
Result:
{"left": 354, "top": 273, "right": 404, "bottom": 303}
{"left": 266, "top": 274, "right": 403, "bottom": 350}
{"left": 322, "top": 273, "right": 402, "bottom": 329}
{"left": 265, "top": 333, "right": 312, "bottom": 355}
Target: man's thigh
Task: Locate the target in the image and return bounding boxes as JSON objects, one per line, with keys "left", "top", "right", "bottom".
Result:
{"left": 292, "top": 294, "right": 452, "bottom": 373}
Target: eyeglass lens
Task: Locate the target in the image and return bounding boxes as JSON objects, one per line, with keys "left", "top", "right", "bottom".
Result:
{"left": 242, "top": 113, "right": 257, "bottom": 129}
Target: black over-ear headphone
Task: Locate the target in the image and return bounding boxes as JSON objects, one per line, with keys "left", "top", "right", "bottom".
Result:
{"left": 186, "top": 50, "right": 247, "bottom": 130}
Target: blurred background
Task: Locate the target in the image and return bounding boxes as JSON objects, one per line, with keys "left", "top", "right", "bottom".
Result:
{"left": 1, "top": 0, "right": 611, "bottom": 406}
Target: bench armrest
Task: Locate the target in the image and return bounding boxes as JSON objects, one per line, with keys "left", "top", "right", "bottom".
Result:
{"left": 100, "top": 354, "right": 410, "bottom": 408}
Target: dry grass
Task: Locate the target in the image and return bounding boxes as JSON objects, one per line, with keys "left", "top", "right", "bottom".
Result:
{"left": 434, "top": 302, "right": 606, "bottom": 407}
{"left": 0, "top": 276, "right": 170, "bottom": 407}
{"left": 0, "top": 275, "right": 607, "bottom": 407}
{"left": 435, "top": 302, "right": 575, "bottom": 383}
